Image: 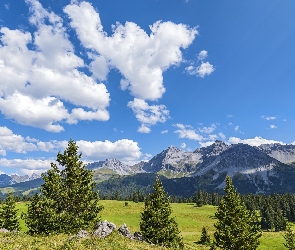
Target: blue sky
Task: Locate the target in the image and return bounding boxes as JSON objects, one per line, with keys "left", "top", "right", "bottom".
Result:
{"left": 0, "top": 0, "right": 295, "bottom": 175}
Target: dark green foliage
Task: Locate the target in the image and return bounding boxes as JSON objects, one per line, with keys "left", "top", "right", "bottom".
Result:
{"left": 23, "top": 139, "right": 103, "bottom": 234}
{"left": 213, "top": 175, "right": 261, "bottom": 250}
{"left": 140, "top": 176, "right": 184, "bottom": 249}
{"left": 199, "top": 226, "right": 211, "bottom": 245}
{"left": 284, "top": 222, "right": 295, "bottom": 250}
{"left": 0, "top": 193, "right": 20, "bottom": 231}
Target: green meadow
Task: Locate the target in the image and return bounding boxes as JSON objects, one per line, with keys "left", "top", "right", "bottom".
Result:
{"left": 0, "top": 200, "right": 289, "bottom": 249}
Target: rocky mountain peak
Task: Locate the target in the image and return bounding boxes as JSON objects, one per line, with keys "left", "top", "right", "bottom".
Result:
{"left": 258, "top": 143, "right": 295, "bottom": 163}
{"left": 87, "top": 158, "right": 131, "bottom": 175}
{"left": 194, "top": 140, "right": 229, "bottom": 157}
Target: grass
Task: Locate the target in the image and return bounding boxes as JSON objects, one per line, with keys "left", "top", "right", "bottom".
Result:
{"left": 0, "top": 200, "right": 290, "bottom": 249}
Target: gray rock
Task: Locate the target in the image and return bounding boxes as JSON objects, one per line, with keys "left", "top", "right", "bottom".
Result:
{"left": 76, "top": 230, "right": 88, "bottom": 238}
{"left": 133, "top": 231, "right": 145, "bottom": 241}
{"left": 118, "top": 223, "right": 133, "bottom": 238}
{"left": 93, "top": 220, "right": 116, "bottom": 238}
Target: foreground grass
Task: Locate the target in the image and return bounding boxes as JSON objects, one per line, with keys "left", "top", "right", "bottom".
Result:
{"left": 0, "top": 200, "right": 289, "bottom": 249}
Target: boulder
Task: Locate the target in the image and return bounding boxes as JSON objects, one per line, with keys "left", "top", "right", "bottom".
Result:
{"left": 0, "top": 228, "right": 9, "bottom": 233}
{"left": 76, "top": 230, "right": 88, "bottom": 238}
{"left": 118, "top": 223, "right": 133, "bottom": 238}
{"left": 133, "top": 231, "right": 145, "bottom": 241}
{"left": 93, "top": 220, "right": 116, "bottom": 238}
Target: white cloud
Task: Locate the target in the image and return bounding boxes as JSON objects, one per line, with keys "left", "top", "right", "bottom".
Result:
{"left": 197, "top": 50, "right": 208, "bottom": 61}
{"left": 199, "top": 141, "right": 215, "bottom": 147}
{"left": 227, "top": 115, "right": 233, "bottom": 118}
{"left": 0, "top": 126, "right": 143, "bottom": 173}
{"left": 270, "top": 125, "right": 277, "bottom": 129}
{"left": 174, "top": 123, "right": 203, "bottom": 141}
{"left": 199, "top": 124, "right": 217, "bottom": 134}
{"left": 76, "top": 139, "right": 142, "bottom": 163}
{"left": 161, "top": 130, "right": 168, "bottom": 134}
{"left": 234, "top": 126, "right": 239, "bottom": 132}
{"left": 185, "top": 62, "right": 215, "bottom": 77}
{"left": 219, "top": 132, "right": 226, "bottom": 140}
{"left": 0, "top": 1, "right": 110, "bottom": 132}
{"left": 137, "top": 124, "right": 151, "bottom": 134}
{"left": 0, "top": 126, "right": 65, "bottom": 155}
{"left": 261, "top": 115, "right": 276, "bottom": 120}
{"left": 0, "top": 158, "right": 53, "bottom": 175}
{"left": 180, "top": 143, "right": 186, "bottom": 149}
{"left": 228, "top": 136, "right": 285, "bottom": 146}
{"left": 128, "top": 98, "right": 170, "bottom": 132}
{"left": 64, "top": 1, "right": 197, "bottom": 100}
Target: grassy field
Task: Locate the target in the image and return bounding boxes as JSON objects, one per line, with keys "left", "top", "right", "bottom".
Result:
{"left": 0, "top": 200, "right": 289, "bottom": 249}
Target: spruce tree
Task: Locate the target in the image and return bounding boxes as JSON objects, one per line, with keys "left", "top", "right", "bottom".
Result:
{"left": 140, "top": 176, "right": 184, "bottom": 249}
{"left": 284, "top": 222, "right": 295, "bottom": 250}
{"left": 199, "top": 226, "right": 211, "bottom": 245}
{"left": 213, "top": 175, "right": 261, "bottom": 250}
{"left": 0, "top": 193, "right": 20, "bottom": 231}
{"left": 23, "top": 139, "right": 103, "bottom": 234}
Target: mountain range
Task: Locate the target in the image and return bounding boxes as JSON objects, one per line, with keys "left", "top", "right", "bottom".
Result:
{"left": 1, "top": 141, "right": 295, "bottom": 197}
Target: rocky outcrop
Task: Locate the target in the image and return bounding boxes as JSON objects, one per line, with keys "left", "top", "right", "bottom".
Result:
{"left": 93, "top": 220, "right": 116, "bottom": 238}
{"left": 72, "top": 222, "right": 145, "bottom": 242}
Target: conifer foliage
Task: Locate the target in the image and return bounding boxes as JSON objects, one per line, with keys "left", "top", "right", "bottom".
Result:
{"left": 23, "top": 139, "right": 103, "bottom": 234}
{"left": 284, "top": 222, "right": 295, "bottom": 250}
{"left": 0, "top": 193, "right": 20, "bottom": 231}
{"left": 199, "top": 226, "right": 211, "bottom": 245}
{"left": 213, "top": 175, "right": 261, "bottom": 250}
{"left": 140, "top": 176, "right": 184, "bottom": 249}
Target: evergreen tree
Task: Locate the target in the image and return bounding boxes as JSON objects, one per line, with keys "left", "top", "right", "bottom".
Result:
{"left": 140, "top": 176, "right": 184, "bottom": 249}
{"left": 213, "top": 175, "right": 261, "bottom": 250}
{"left": 199, "top": 226, "right": 211, "bottom": 245}
{"left": 284, "top": 222, "right": 295, "bottom": 250}
{"left": 23, "top": 139, "right": 103, "bottom": 234}
{"left": 0, "top": 193, "right": 20, "bottom": 231}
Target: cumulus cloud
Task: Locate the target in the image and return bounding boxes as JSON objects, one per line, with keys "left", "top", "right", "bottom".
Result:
{"left": 64, "top": 1, "right": 197, "bottom": 101}
{"left": 219, "top": 132, "right": 226, "bottom": 140}
{"left": 0, "top": 0, "right": 110, "bottom": 132}
{"left": 199, "top": 141, "right": 215, "bottom": 147}
{"left": 128, "top": 98, "right": 169, "bottom": 133}
{"left": 161, "top": 130, "right": 168, "bottom": 134}
{"left": 180, "top": 143, "right": 186, "bottom": 149}
{"left": 137, "top": 124, "right": 151, "bottom": 133}
{"left": 76, "top": 139, "right": 141, "bottom": 163}
{"left": 0, "top": 158, "right": 53, "bottom": 175}
{"left": 174, "top": 124, "right": 203, "bottom": 141}
{"left": 0, "top": 126, "right": 143, "bottom": 173}
{"left": 197, "top": 50, "right": 208, "bottom": 61}
{"left": 261, "top": 115, "right": 276, "bottom": 120}
{"left": 270, "top": 125, "right": 277, "bottom": 129}
{"left": 0, "top": 126, "right": 65, "bottom": 155}
{"left": 185, "top": 50, "right": 214, "bottom": 77}
{"left": 228, "top": 136, "right": 285, "bottom": 146}
{"left": 199, "top": 124, "right": 217, "bottom": 134}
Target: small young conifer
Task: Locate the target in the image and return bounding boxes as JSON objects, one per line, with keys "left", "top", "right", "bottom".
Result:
{"left": 213, "top": 175, "right": 261, "bottom": 250}
{"left": 284, "top": 222, "right": 295, "bottom": 250}
{"left": 199, "top": 226, "right": 211, "bottom": 245}
{"left": 0, "top": 193, "right": 20, "bottom": 231}
{"left": 140, "top": 176, "right": 184, "bottom": 249}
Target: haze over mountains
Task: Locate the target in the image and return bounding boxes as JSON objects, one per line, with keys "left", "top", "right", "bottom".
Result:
{"left": 1, "top": 141, "right": 295, "bottom": 195}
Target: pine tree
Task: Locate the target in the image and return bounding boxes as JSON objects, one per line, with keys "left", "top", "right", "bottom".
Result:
{"left": 199, "top": 226, "right": 211, "bottom": 245}
{"left": 140, "top": 176, "right": 184, "bottom": 249}
{"left": 284, "top": 222, "right": 295, "bottom": 250}
{"left": 0, "top": 193, "right": 20, "bottom": 231}
{"left": 23, "top": 139, "right": 103, "bottom": 234}
{"left": 213, "top": 175, "right": 261, "bottom": 250}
